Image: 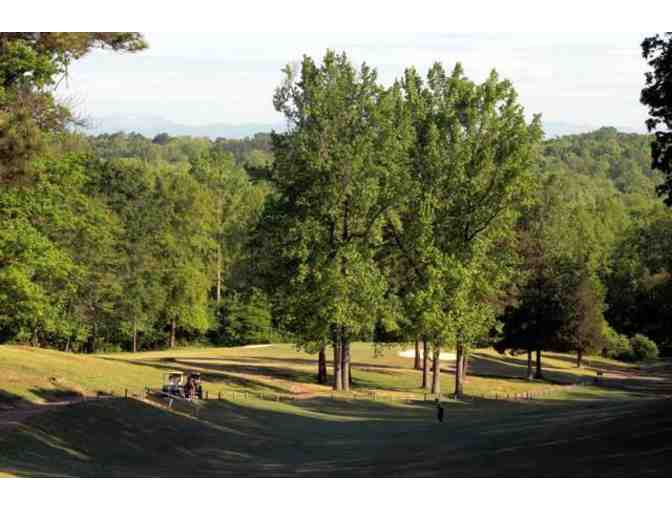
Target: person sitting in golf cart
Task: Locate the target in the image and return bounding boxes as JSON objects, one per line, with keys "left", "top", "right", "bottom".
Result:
{"left": 184, "top": 373, "right": 195, "bottom": 399}
{"left": 184, "top": 372, "right": 203, "bottom": 400}
{"left": 162, "top": 371, "right": 185, "bottom": 396}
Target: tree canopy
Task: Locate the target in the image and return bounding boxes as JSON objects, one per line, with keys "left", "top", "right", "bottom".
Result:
{"left": 394, "top": 63, "right": 542, "bottom": 396}
{"left": 0, "top": 32, "right": 147, "bottom": 184}
{"left": 641, "top": 32, "right": 672, "bottom": 206}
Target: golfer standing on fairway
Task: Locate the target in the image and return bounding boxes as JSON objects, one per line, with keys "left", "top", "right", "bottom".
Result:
{"left": 436, "top": 399, "right": 444, "bottom": 423}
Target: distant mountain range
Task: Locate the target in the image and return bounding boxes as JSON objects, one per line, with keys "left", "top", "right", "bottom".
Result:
{"left": 83, "top": 114, "right": 284, "bottom": 139}
{"left": 542, "top": 121, "right": 646, "bottom": 138}
{"left": 81, "top": 114, "right": 646, "bottom": 140}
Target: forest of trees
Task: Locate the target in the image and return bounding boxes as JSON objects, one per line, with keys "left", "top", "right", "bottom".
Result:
{"left": 1, "top": 33, "right": 671, "bottom": 395}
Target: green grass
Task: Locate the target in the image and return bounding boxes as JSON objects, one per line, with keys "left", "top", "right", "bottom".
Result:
{"left": 1, "top": 342, "right": 625, "bottom": 405}
{"left": 0, "top": 345, "right": 168, "bottom": 404}
{"left": 1, "top": 342, "right": 669, "bottom": 476}
{"left": 0, "top": 341, "right": 647, "bottom": 406}
{"left": 1, "top": 391, "right": 670, "bottom": 476}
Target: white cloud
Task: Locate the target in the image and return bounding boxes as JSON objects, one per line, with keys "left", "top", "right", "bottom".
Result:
{"left": 62, "top": 32, "right": 650, "bottom": 130}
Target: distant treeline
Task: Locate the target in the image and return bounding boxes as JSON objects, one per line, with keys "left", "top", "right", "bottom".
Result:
{"left": 86, "top": 126, "right": 663, "bottom": 195}
{"left": 1, "top": 126, "right": 669, "bottom": 357}
{"left": 88, "top": 131, "right": 273, "bottom": 168}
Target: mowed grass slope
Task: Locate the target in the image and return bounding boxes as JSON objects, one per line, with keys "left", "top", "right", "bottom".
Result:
{"left": 0, "top": 346, "right": 165, "bottom": 405}
{"left": 1, "top": 342, "right": 670, "bottom": 476}
{"left": 1, "top": 390, "right": 670, "bottom": 477}
{"left": 0, "top": 342, "right": 636, "bottom": 406}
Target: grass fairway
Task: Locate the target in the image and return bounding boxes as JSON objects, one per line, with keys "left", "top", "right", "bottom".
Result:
{"left": 1, "top": 343, "right": 670, "bottom": 476}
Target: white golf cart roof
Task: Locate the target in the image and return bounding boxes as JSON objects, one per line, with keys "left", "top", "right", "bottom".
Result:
{"left": 164, "top": 371, "right": 184, "bottom": 381}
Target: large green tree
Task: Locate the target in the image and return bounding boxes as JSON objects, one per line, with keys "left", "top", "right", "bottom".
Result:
{"left": 189, "top": 148, "right": 269, "bottom": 305}
{"left": 606, "top": 206, "right": 672, "bottom": 354}
{"left": 258, "top": 51, "right": 412, "bottom": 391}
{"left": 153, "top": 167, "right": 217, "bottom": 348}
{"left": 498, "top": 168, "right": 617, "bottom": 375}
{"left": 557, "top": 272, "right": 607, "bottom": 367}
{"left": 395, "top": 63, "right": 542, "bottom": 397}
{"left": 498, "top": 255, "right": 608, "bottom": 372}
{"left": 84, "top": 158, "right": 166, "bottom": 352}
{"left": 496, "top": 226, "right": 560, "bottom": 380}
{"left": 0, "top": 154, "right": 123, "bottom": 351}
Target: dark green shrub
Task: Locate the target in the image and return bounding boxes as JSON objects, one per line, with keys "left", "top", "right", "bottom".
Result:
{"left": 629, "top": 334, "right": 659, "bottom": 361}
{"left": 617, "top": 334, "right": 659, "bottom": 362}
{"left": 93, "top": 341, "right": 123, "bottom": 354}
{"left": 212, "top": 289, "right": 280, "bottom": 346}
{"left": 603, "top": 327, "right": 631, "bottom": 359}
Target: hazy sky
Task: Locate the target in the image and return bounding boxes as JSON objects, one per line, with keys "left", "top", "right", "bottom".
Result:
{"left": 64, "top": 32, "right": 650, "bottom": 130}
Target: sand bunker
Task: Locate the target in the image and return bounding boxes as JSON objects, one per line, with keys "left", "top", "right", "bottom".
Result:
{"left": 398, "top": 349, "right": 456, "bottom": 361}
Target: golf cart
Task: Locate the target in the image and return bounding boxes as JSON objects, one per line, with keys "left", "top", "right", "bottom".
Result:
{"left": 162, "top": 371, "right": 185, "bottom": 396}
{"left": 161, "top": 371, "right": 203, "bottom": 400}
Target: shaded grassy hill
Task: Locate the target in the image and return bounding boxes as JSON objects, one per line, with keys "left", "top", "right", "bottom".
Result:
{"left": 1, "top": 343, "right": 669, "bottom": 477}
{"left": 1, "top": 389, "right": 670, "bottom": 477}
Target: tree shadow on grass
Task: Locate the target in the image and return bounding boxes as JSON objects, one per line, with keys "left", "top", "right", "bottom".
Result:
{"left": 30, "top": 388, "right": 83, "bottom": 403}
{"left": 0, "top": 390, "right": 30, "bottom": 410}
{"left": 182, "top": 360, "right": 317, "bottom": 386}
{"left": 542, "top": 353, "right": 632, "bottom": 373}
{"left": 3, "top": 397, "right": 439, "bottom": 476}
{"left": 106, "top": 350, "right": 667, "bottom": 404}
{"left": 470, "top": 353, "right": 581, "bottom": 385}
{"left": 147, "top": 353, "right": 590, "bottom": 395}
{"left": 1, "top": 388, "right": 84, "bottom": 410}
{"left": 106, "top": 355, "right": 408, "bottom": 396}
{"left": 3, "top": 390, "right": 671, "bottom": 477}
{"left": 111, "top": 358, "right": 296, "bottom": 394}
{"left": 439, "top": 353, "right": 671, "bottom": 398}
{"left": 289, "top": 396, "right": 435, "bottom": 421}
{"left": 189, "top": 355, "right": 407, "bottom": 372}
{"left": 590, "top": 374, "right": 672, "bottom": 396}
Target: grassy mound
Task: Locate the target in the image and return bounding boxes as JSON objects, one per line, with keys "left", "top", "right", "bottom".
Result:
{"left": 1, "top": 391, "right": 670, "bottom": 477}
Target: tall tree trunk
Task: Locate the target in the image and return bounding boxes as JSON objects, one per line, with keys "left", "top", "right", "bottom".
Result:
{"left": 216, "top": 196, "right": 224, "bottom": 305}
{"left": 87, "top": 322, "right": 97, "bottom": 354}
{"left": 31, "top": 327, "right": 39, "bottom": 348}
{"left": 431, "top": 346, "right": 441, "bottom": 395}
{"left": 342, "top": 331, "right": 350, "bottom": 392}
{"left": 454, "top": 343, "right": 464, "bottom": 399}
{"left": 535, "top": 349, "right": 543, "bottom": 379}
{"left": 169, "top": 318, "right": 176, "bottom": 349}
{"left": 132, "top": 324, "right": 138, "bottom": 354}
{"left": 216, "top": 245, "right": 222, "bottom": 305}
{"left": 333, "top": 339, "right": 342, "bottom": 391}
{"left": 422, "top": 337, "right": 431, "bottom": 390}
{"left": 318, "top": 346, "right": 327, "bottom": 384}
{"left": 576, "top": 349, "right": 583, "bottom": 368}
{"left": 462, "top": 347, "right": 469, "bottom": 386}
{"left": 414, "top": 339, "right": 422, "bottom": 370}
{"left": 339, "top": 196, "right": 351, "bottom": 393}
{"left": 527, "top": 350, "right": 533, "bottom": 380}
